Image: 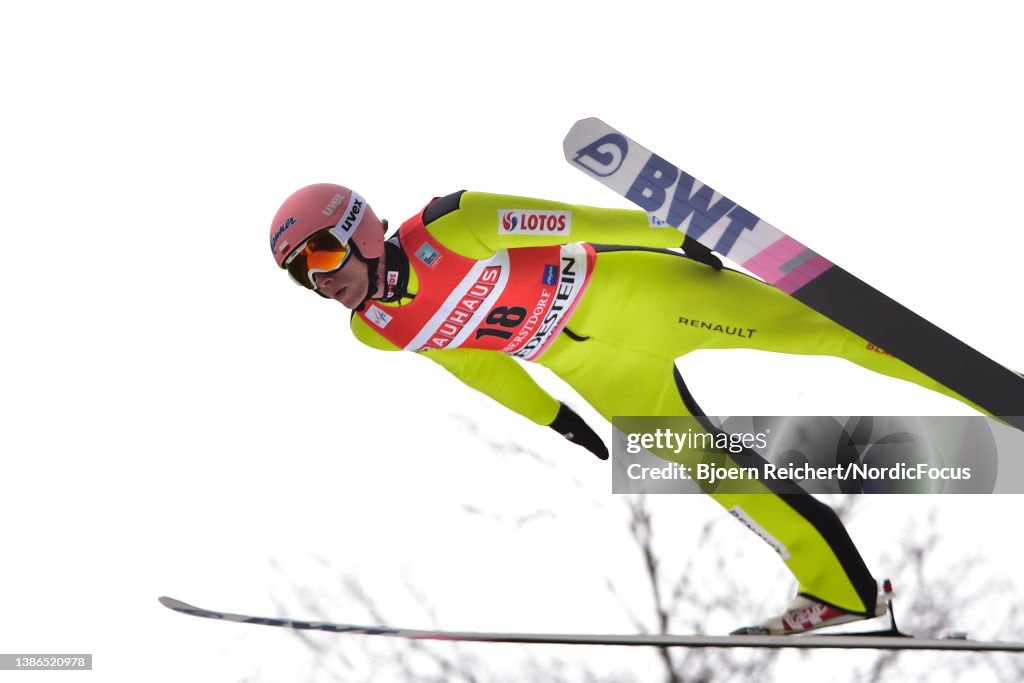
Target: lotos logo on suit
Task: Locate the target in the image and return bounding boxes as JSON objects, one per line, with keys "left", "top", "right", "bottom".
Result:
{"left": 498, "top": 210, "right": 572, "bottom": 235}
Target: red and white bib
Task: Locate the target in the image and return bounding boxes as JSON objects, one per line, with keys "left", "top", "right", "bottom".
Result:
{"left": 358, "top": 208, "right": 595, "bottom": 361}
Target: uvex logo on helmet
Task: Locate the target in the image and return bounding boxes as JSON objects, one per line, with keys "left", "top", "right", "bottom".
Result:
{"left": 330, "top": 196, "right": 364, "bottom": 242}
{"left": 322, "top": 193, "right": 346, "bottom": 217}
{"left": 270, "top": 216, "right": 297, "bottom": 253}
{"left": 498, "top": 210, "right": 572, "bottom": 235}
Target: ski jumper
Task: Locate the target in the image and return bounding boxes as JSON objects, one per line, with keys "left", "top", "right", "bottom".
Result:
{"left": 350, "top": 191, "right": 979, "bottom": 615}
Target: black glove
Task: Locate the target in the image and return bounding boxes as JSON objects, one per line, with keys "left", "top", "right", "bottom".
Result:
{"left": 681, "top": 235, "right": 723, "bottom": 270}
{"left": 548, "top": 402, "right": 608, "bottom": 460}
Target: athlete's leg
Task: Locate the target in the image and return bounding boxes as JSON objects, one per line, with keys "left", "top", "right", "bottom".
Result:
{"left": 572, "top": 249, "right": 985, "bottom": 413}
{"left": 539, "top": 333, "right": 878, "bottom": 614}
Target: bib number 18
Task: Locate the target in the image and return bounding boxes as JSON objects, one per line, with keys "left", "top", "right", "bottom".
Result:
{"left": 475, "top": 306, "right": 527, "bottom": 340}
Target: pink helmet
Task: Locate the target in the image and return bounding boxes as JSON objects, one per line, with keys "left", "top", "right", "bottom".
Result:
{"left": 269, "top": 183, "right": 385, "bottom": 268}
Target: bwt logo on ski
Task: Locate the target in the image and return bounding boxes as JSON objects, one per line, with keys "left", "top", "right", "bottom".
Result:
{"left": 499, "top": 210, "right": 572, "bottom": 235}
{"left": 572, "top": 133, "right": 628, "bottom": 177}
{"left": 625, "top": 154, "right": 764, "bottom": 256}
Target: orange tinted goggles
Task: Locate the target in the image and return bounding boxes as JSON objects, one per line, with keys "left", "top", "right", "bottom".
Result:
{"left": 285, "top": 231, "right": 351, "bottom": 290}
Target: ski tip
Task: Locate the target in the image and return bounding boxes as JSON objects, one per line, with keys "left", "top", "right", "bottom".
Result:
{"left": 562, "top": 117, "right": 610, "bottom": 159}
{"left": 159, "top": 596, "right": 193, "bottom": 612}
{"left": 570, "top": 116, "right": 604, "bottom": 128}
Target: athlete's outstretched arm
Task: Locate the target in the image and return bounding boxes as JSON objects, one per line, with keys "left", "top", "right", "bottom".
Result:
{"left": 422, "top": 347, "right": 561, "bottom": 425}
{"left": 424, "top": 348, "right": 607, "bottom": 459}
{"left": 352, "top": 313, "right": 560, "bottom": 424}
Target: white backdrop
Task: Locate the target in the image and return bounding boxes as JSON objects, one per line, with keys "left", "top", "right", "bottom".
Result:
{"left": 1, "top": 1, "right": 1022, "bottom": 681}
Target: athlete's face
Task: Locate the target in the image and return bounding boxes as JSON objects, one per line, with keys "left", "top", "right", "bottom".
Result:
{"left": 312, "top": 257, "right": 370, "bottom": 309}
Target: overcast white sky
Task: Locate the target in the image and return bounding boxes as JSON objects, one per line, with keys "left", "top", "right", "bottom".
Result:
{"left": 2, "top": 1, "right": 1023, "bottom": 681}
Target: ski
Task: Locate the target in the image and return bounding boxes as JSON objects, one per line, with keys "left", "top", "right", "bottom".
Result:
{"left": 159, "top": 596, "right": 1024, "bottom": 651}
{"left": 563, "top": 118, "right": 1024, "bottom": 430}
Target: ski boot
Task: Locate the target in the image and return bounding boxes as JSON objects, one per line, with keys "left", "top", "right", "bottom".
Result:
{"left": 732, "top": 579, "right": 894, "bottom": 635}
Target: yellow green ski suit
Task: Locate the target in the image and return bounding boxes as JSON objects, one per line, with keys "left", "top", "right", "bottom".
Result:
{"left": 351, "top": 191, "right": 975, "bottom": 615}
